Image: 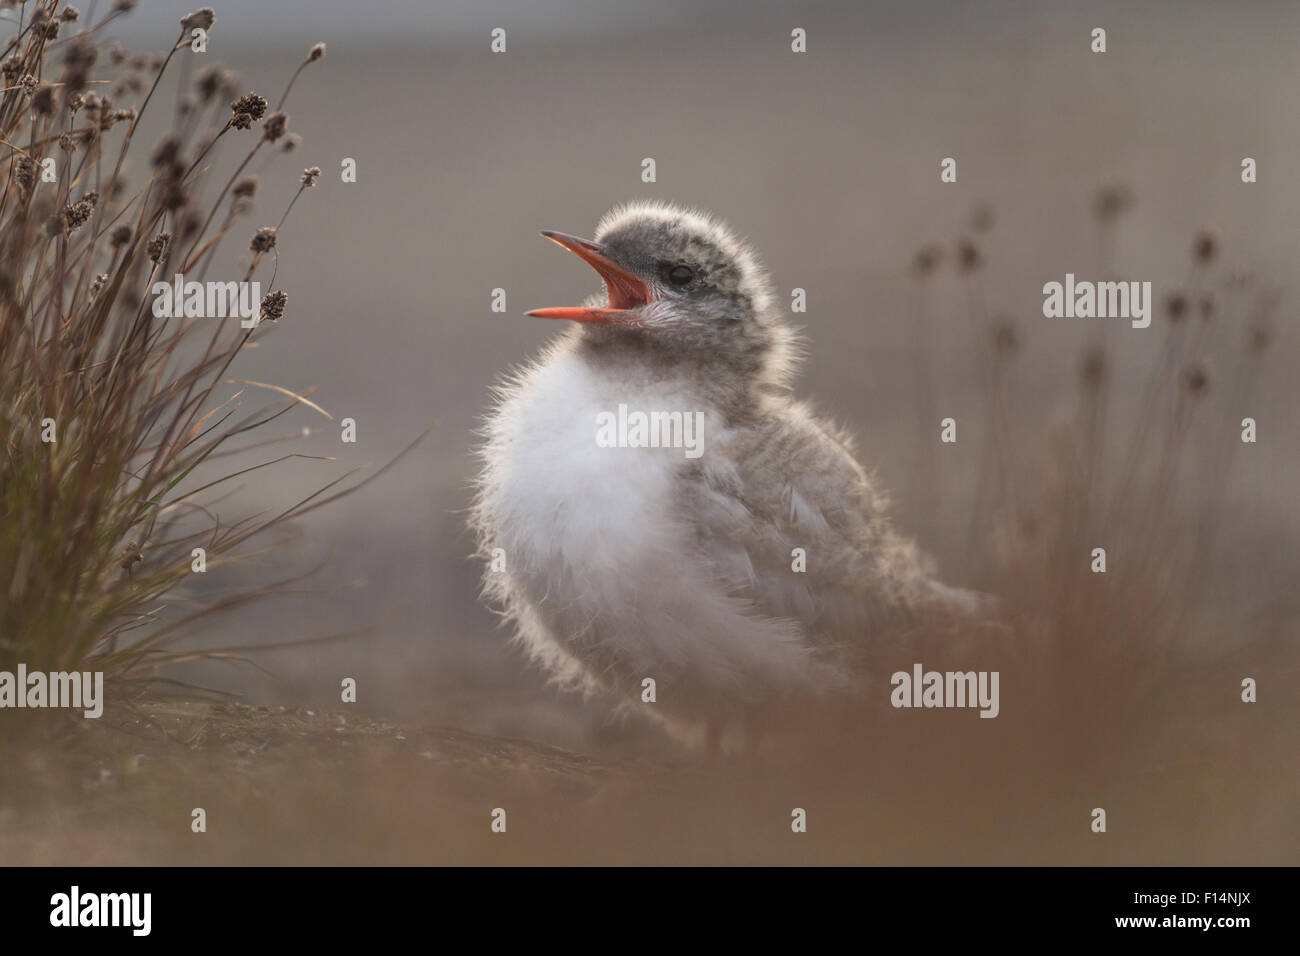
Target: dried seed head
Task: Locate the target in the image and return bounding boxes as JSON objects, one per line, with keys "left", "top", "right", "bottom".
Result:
{"left": 301, "top": 166, "right": 321, "bottom": 188}
{"left": 14, "top": 155, "right": 36, "bottom": 200}
{"left": 90, "top": 272, "right": 109, "bottom": 297}
{"left": 180, "top": 8, "right": 215, "bottom": 31}
{"left": 32, "top": 84, "right": 56, "bottom": 116}
{"left": 1093, "top": 184, "right": 1134, "bottom": 223}
{"left": 147, "top": 231, "right": 171, "bottom": 263}
{"left": 232, "top": 176, "right": 259, "bottom": 199}
{"left": 231, "top": 91, "right": 267, "bottom": 121}
{"left": 1182, "top": 362, "right": 1210, "bottom": 397}
{"left": 309, "top": 42, "right": 326, "bottom": 62}
{"left": 156, "top": 139, "right": 189, "bottom": 210}
{"left": 196, "top": 64, "right": 230, "bottom": 103}
{"left": 1245, "top": 319, "right": 1273, "bottom": 355}
{"left": 61, "top": 6, "right": 81, "bottom": 21}
{"left": 112, "top": 1, "right": 138, "bottom": 14}
{"left": 178, "top": 210, "right": 203, "bottom": 243}
{"left": 63, "top": 34, "right": 98, "bottom": 79}
{"left": 250, "top": 226, "right": 277, "bottom": 254}
{"left": 1165, "top": 292, "right": 1189, "bottom": 322}
{"left": 1193, "top": 230, "right": 1217, "bottom": 264}
{"left": 955, "top": 237, "right": 981, "bottom": 273}
{"left": 117, "top": 75, "right": 146, "bottom": 97}
{"left": 20, "top": 74, "right": 37, "bottom": 95}
{"left": 910, "top": 244, "right": 942, "bottom": 279}
{"left": 151, "top": 134, "right": 183, "bottom": 171}
{"left": 969, "top": 202, "right": 995, "bottom": 234}
{"left": 262, "top": 110, "right": 288, "bottom": 142}
{"left": 87, "top": 95, "right": 122, "bottom": 130}
{"left": 110, "top": 224, "right": 132, "bottom": 248}
{"left": 280, "top": 132, "right": 302, "bottom": 153}
{"left": 259, "top": 289, "right": 287, "bottom": 322}
{"left": 67, "top": 91, "right": 84, "bottom": 113}
{"left": 109, "top": 44, "right": 130, "bottom": 67}
{"left": 62, "top": 191, "right": 99, "bottom": 234}
{"left": 1079, "top": 346, "right": 1107, "bottom": 388}
{"left": 992, "top": 317, "right": 1019, "bottom": 355}
{"left": 58, "top": 131, "right": 77, "bottom": 153}
{"left": 160, "top": 179, "right": 188, "bottom": 212}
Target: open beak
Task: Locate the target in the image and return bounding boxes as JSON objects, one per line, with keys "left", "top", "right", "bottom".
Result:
{"left": 525, "top": 231, "right": 652, "bottom": 323}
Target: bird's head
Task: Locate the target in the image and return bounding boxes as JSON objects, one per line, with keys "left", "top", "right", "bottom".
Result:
{"left": 526, "top": 202, "right": 787, "bottom": 373}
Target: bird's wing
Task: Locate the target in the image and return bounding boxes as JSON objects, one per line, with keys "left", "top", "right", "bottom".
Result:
{"left": 681, "top": 402, "right": 949, "bottom": 659}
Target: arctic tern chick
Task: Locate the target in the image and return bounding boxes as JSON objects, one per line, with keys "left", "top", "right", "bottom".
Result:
{"left": 474, "top": 201, "right": 989, "bottom": 748}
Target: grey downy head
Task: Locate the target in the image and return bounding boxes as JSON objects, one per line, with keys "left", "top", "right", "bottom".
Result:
{"left": 526, "top": 201, "right": 792, "bottom": 380}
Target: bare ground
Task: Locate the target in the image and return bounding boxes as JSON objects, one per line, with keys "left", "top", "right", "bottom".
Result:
{"left": 1, "top": 667, "right": 1293, "bottom": 866}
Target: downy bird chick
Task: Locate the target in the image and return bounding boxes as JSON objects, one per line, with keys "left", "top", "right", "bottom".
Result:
{"left": 474, "top": 201, "right": 991, "bottom": 749}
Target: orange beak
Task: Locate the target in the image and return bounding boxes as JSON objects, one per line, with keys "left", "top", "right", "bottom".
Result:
{"left": 525, "top": 231, "right": 652, "bottom": 323}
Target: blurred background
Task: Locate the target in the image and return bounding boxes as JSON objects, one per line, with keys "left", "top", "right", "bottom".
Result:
{"left": 97, "top": 0, "right": 1296, "bottom": 753}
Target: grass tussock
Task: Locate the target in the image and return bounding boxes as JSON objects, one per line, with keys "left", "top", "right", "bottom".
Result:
{"left": 0, "top": 3, "right": 421, "bottom": 714}
{"left": 906, "top": 190, "right": 1288, "bottom": 769}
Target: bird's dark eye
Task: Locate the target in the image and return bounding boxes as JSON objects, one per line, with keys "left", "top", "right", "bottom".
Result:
{"left": 667, "top": 264, "right": 694, "bottom": 287}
